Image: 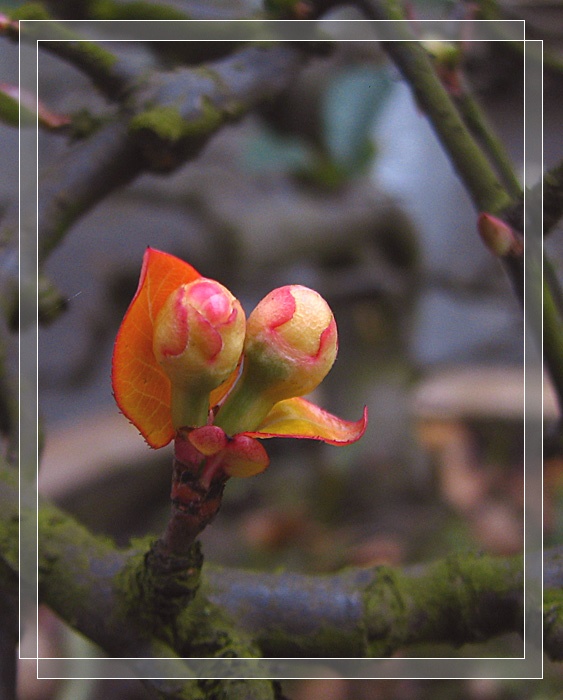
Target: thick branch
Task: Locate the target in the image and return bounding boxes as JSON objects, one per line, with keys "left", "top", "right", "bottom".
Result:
{"left": 22, "top": 43, "right": 305, "bottom": 269}
{"left": 126, "top": 43, "right": 305, "bottom": 172}
{"left": 205, "top": 552, "right": 524, "bottom": 657}
{"left": 0, "top": 466, "right": 542, "bottom": 662}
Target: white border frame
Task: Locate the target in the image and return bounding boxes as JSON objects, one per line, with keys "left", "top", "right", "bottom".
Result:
{"left": 17, "top": 17, "right": 543, "bottom": 682}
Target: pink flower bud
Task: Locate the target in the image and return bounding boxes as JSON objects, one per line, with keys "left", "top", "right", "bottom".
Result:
{"left": 153, "top": 279, "right": 245, "bottom": 427}
{"left": 477, "top": 213, "right": 523, "bottom": 258}
{"left": 216, "top": 285, "right": 338, "bottom": 434}
{"left": 245, "top": 285, "right": 337, "bottom": 397}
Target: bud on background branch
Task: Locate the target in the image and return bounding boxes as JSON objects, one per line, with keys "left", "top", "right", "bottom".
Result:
{"left": 477, "top": 212, "right": 523, "bottom": 258}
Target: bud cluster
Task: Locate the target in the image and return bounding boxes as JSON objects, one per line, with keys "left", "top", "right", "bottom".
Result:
{"left": 113, "top": 248, "right": 366, "bottom": 479}
{"left": 153, "top": 279, "right": 338, "bottom": 434}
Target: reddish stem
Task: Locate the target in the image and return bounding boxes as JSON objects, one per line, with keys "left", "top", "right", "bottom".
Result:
{"left": 161, "top": 433, "right": 228, "bottom": 556}
{"left": 137, "top": 433, "right": 229, "bottom": 622}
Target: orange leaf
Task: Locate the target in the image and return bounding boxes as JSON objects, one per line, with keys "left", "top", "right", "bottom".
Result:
{"left": 208, "top": 357, "right": 243, "bottom": 410}
{"left": 112, "top": 248, "right": 201, "bottom": 448}
{"left": 245, "top": 397, "right": 368, "bottom": 445}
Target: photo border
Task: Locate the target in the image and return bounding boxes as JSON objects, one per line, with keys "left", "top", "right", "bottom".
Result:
{"left": 18, "top": 17, "right": 543, "bottom": 681}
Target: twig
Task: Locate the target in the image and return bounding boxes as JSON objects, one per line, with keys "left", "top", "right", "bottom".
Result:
{"left": 369, "top": 27, "right": 525, "bottom": 301}
{"left": 10, "top": 19, "right": 136, "bottom": 101}
{"left": 541, "top": 160, "right": 563, "bottom": 235}
{"left": 544, "top": 547, "right": 563, "bottom": 661}
{"left": 453, "top": 88, "right": 522, "bottom": 199}
{"left": 41, "top": 0, "right": 261, "bottom": 21}
{"left": 544, "top": 256, "right": 563, "bottom": 414}
{"left": 355, "top": 0, "right": 513, "bottom": 214}
{"left": 0, "top": 325, "right": 17, "bottom": 450}
{"left": 39, "top": 40, "right": 137, "bottom": 100}
{"left": 503, "top": 158, "right": 563, "bottom": 237}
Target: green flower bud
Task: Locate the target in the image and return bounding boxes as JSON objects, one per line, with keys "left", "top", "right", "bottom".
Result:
{"left": 216, "top": 285, "right": 337, "bottom": 434}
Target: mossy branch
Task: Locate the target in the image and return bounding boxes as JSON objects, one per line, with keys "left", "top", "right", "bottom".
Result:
{"left": 1, "top": 462, "right": 550, "bottom": 666}
{"left": 6, "top": 9, "right": 136, "bottom": 101}
{"left": 31, "top": 499, "right": 275, "bottom": 697}
{"left": 205, "top": 552, "right": 524, "bottom": 657}
{"left": 5, "top": 42, "right": 306, "bottom": 272}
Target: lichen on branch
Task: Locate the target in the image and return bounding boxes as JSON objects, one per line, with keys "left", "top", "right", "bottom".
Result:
{"left": 0, "top": 464, "right": 534, "bottom": 661}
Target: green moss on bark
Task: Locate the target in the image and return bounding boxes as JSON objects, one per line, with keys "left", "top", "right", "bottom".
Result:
{"left": 364, "top": 553, "right": 523, "bottom": 656}
{"left": 129, "top": 98, "right": 223, "bottom": 143}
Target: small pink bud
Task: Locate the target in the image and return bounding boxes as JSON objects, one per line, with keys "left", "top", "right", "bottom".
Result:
{"left": 187, "top": 425, "right": 228, "bottom": 456}
{"left": 477, "top": 213, "right": 523, "bottom": 257}
{"left": 221, "top": 435, "right": 270, "bottom": 478}
{"left": 153, "top": 278, "right": 245, "bottom": 428}
{"left": 175, "top": 427, "right": 269, "bottom": 483}
{"left": 216, "top": 285, "right": 338, "bottom": 434}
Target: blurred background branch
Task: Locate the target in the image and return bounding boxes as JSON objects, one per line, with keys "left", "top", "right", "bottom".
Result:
{"left": 0, "top": 1, "right": 558, "bottom": 698}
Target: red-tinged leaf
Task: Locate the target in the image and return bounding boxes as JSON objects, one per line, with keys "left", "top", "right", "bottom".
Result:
{"left": 246, "top": 397, "right": 368, "bottom": 445}
{"left": 221, "top": 435, "right": 270, "bottom": 478}
{"left": 187, "top": 425, "right": 228, "bottom": 456}
{"left": 112, "top": 247, "right": 201, "bottom": 448}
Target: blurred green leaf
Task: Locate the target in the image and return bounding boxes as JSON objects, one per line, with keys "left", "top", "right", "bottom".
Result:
{"left": 322, "top": 65, "right": 392, "bottom": 175}
{"left": 243, "top": 126, "right": 314, "bottom": 174}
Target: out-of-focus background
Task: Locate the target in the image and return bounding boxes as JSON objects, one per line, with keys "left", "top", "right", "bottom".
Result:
{"left": 2, "top": 2, "right": 562, "bottom": 698}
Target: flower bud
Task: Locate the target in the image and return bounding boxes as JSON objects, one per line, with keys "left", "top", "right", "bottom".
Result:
{"left": 245, "top": 285, "right": 337, "bottom": 396}
{"left": 153, "top": 278, "right": 245, "bottom": 428}
{"left": 477, "top": 213, "right": 523, "bottom": 258}
{"left": 216, "top": 285, "right": 337, "bottom": 434}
